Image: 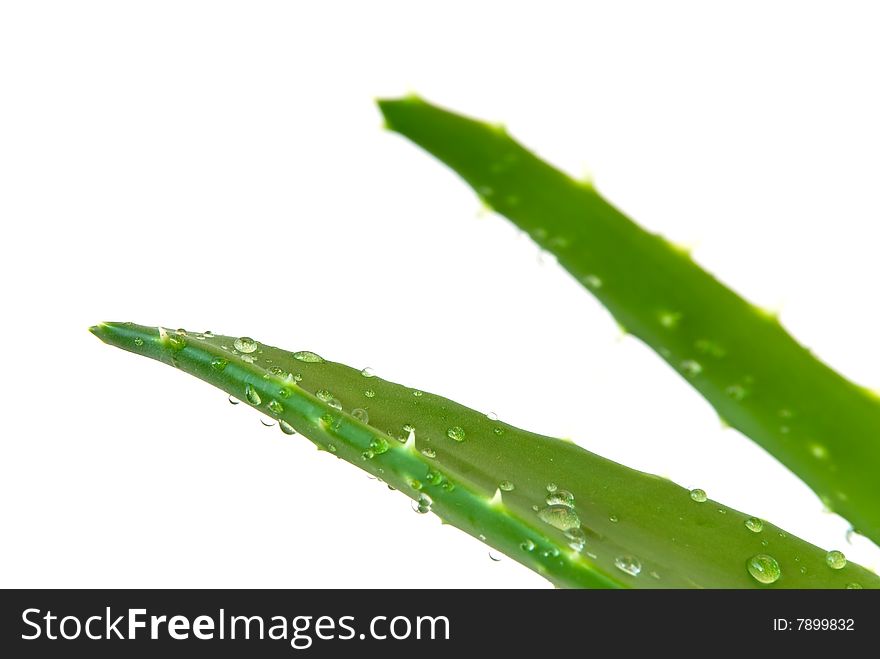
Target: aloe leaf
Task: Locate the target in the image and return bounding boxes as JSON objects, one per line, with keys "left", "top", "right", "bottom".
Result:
{"left": 377, "top": 96, "right": 880, "bottom": 546}
{"left": 90, "top": 322, "right": 877, "bottom": 588}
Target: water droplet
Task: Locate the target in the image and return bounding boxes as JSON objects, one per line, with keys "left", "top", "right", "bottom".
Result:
{"left": 761, "top": 539, "right": 769, "bottom": 547}
{"left": 690, "top": 488, "right": 707, "bottom": 503}
{"left": 846, "top": 582, "right": 863, "bottom": 589}
{"left": 327, "top": 443, "right": 337, "bottom": 453}
{"left": 564, "top": 528, "right": 586, "bottom": 552}
{"left": 402, "top": 423, "right": 416, "bottom": 433}
{"left": 499, "top": 480, "right": 515, "bottom": 492}
{"left": 327, "top": 398, "right": 343, "bottom": 411}
{"left": 546, "top": 483, "right": 558, "bottom": 493}
{"left": 293, "top": 350, "right": 323, "bottom": 363}
{"left": 695, "top": 339, "right": 726, "bottom": 358}
{"left": 658, "top": 310, "right": 681, "bottom": 329}
{"left": 542, "top": 548, "right": 560, "bottom": 559}
{"left": 211, "top": 357, "right": 228, "bottom": 371}
{"left": 234, "top": 337, "right": 257, "bottom": 353}
{"left": 361, "top": 449, "right": 374, "bottom": 460}
{"left": 809, "top": 443, "right": 829, "bottom": 460}
{"left": 245, "top": 383, "right": 261, "bottom": 406}
{"left": 446, "top": 426, "right": 466, "bottom": 442}
{"left": 267, "top": 400, "right": 283, "bottom": 414}
{"left": 412, "top": 493, "right": 432, "bottom": 514}
{"left": 228, "top": 395, "right": 240, "bottom": 405}
{"left": 260, "top": 417, "right": 275, "bottom": 427}
{"left": 546, "top": 490, "right": 575, "bottom": 507}
{"left": 278, "top": 387, "right": 291, "bottom": 399}
{"left": 493, "top": 426, "right": 504, "bottom": 435}
{"left": 364, "top": 389, "right": 376, "bottom": 398}
{"left": 520, "top": 539, "right": 536, "bottom": 552}
{"left": 486, "top": 411, "right": 499, "bottom": 421}
{"left": 488, "top": 551, "right": 503, "bottom": 562}
{"left": 420, "top": 447, "right": 436, "bottom": 459}
{"left": 745, "top": 517, "right": 764, "bottom": 533}
{"left": 614, "top": 556, "right": 642, "bottom": 577}
{"left": 582, "top": 274, "right": 603, "bottom": 290}
{"left": 778, "top": 408, "right": 794, "bottom": 419}
{"left": 279, "top": 420, "right": 296, "bottom": 435}
{"left": 726, "top": 384, "right": 748, "bottom": 400}
{"left": 825, "top": 550, "right": 846, "bottom": 569}
{"left": 133, "top": 337, "right": 144, "bottom": 346}
{"left": 746, "top": 554, "right": 781, "bottom": 584}
{"left": 240, "top": 354, "right": 255, "bottom": 364}
{"left": 538, "top": 505, "right": 580, "bottom": 531}
{"left": 316, "top": 389, "right": 332, "bottom": 402}
{"left": 369, "top": 436, "right": 389, "bottom": 456}
{"left": 361, "top": 367, "right": 375, "bottom": 378}
{"left": 352, "top": 408, "right": 369, "bottom": 423}
{"left": 268, "top": 366, "right": 286, "bottom": 377}
{"left": 609, "top": 514, "right": 619, "bottom": 523}
{"left": 680, "top": 360, "right": 703, "bottom": 377}
{"left": 412, "top": 389, "right": 423, "bottom": 397}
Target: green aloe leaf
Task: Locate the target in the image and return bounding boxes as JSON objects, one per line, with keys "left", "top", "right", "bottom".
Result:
{"left": 90, "top": 322, "right": 878, "bottom": 588}
{"left": 377, "top": 96, "right": 880, "bottom": 546}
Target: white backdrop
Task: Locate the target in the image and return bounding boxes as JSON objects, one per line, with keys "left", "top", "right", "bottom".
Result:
{"left": 2, "top": 1, "right": 879, "bottom": 588}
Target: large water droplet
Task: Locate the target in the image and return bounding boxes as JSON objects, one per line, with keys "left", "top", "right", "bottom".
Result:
{"left": 745, "top": 517, "right": 764, "bottom": 533}
{"left": 211, "top": 357, "right": 228, "bottom": 372}
{"left": 245, "top": 383, "right": 261, "bottom": 406}
{"left": 825, "top": 550, "right": 846, "bottom": 570}
{"left": 267, "top": 400, "right": 283, "bottom": 414}
{"left": 412, "top": 493, "right": 432, "bottom": 514}
{"left": 352, "top": 408, "right": 369, "bottom": 423}
{"left": 327, "top": 398, "right": 343, "bottom": 411}
{"left": 690, "top": 488, "right": 707, "bottom": 503}
{"left": 234, "top": 337, "right": 257, "bottom": 353}
{"left": 260, "top": 417, "right": 275, "bottom": 427}
{"left": 279, "top": 420, "right": 296, "bottom": 435}
{"left": 520, "top": 539, "right": 536, "bottom": 552}
{"left": 293, "top": 351, "right": 323, "bottom": 363}
{"left": 565, "top": 527, "right": 586, "bottom": 552}
{"left": 446, "top": 426, "right": 466, "bottom": 442}
{"left": 546, "top": 490, "right": 575, "bottom": 507}
{"left": 421, "top": 447, "right": 436, "bottom": 459}
{"left": 361, "top": 367, "right": 375, "bottom": 378}
{"left": 228, "top": 395, "right": 240, "bottom": 405}
{"left": 133, "top": 337, "right": 144, "bottom": 347}
{"left": 499, "top": 480, "right": 515, "bottom": 492}
{"left": 538, "top": 505, "right": 580, "bottom": 531}
{"left": 746, "top": 554, "right": 781, "bottom": 584}
{"left": 614, "top": 556, "right": 642, "bottom": 577}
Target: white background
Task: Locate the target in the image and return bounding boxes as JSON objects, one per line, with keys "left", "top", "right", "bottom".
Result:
{"left": 2, "top": 1, "right": 879, "bottom": 588}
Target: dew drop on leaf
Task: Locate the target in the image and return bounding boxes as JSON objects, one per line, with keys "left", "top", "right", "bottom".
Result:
{"left": 234, "top": 337, "right": 257, "bottom": 353}
{"left": 614, "top": 556, "right": 642, "bottom": 577}
{"left": 293, "top": 350, "right": 324, "bottom": 363}
{"left": 690, "top": 488, "right": 707, "bottom": 503}
{"left": 744, "top": 517, "right": 764, "bottom": 533}
{"left": 245, "top": 383, "right": 261, "bottom": 406}
{"left": 746, "top": 554, "right": 781, "bottom": 584}
{"left": 446, "top": 426, "right": 466, "bottom": 442}
{"left": 825, "top": 550, "right": 846, "bottom": 570}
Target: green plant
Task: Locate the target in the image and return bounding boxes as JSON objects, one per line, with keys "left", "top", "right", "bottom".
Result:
{"left": 90, "top": 322, "right": 878, "bottom": 588}
{"left": 378, "top": 96, "right": 880, "bottom": 546}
